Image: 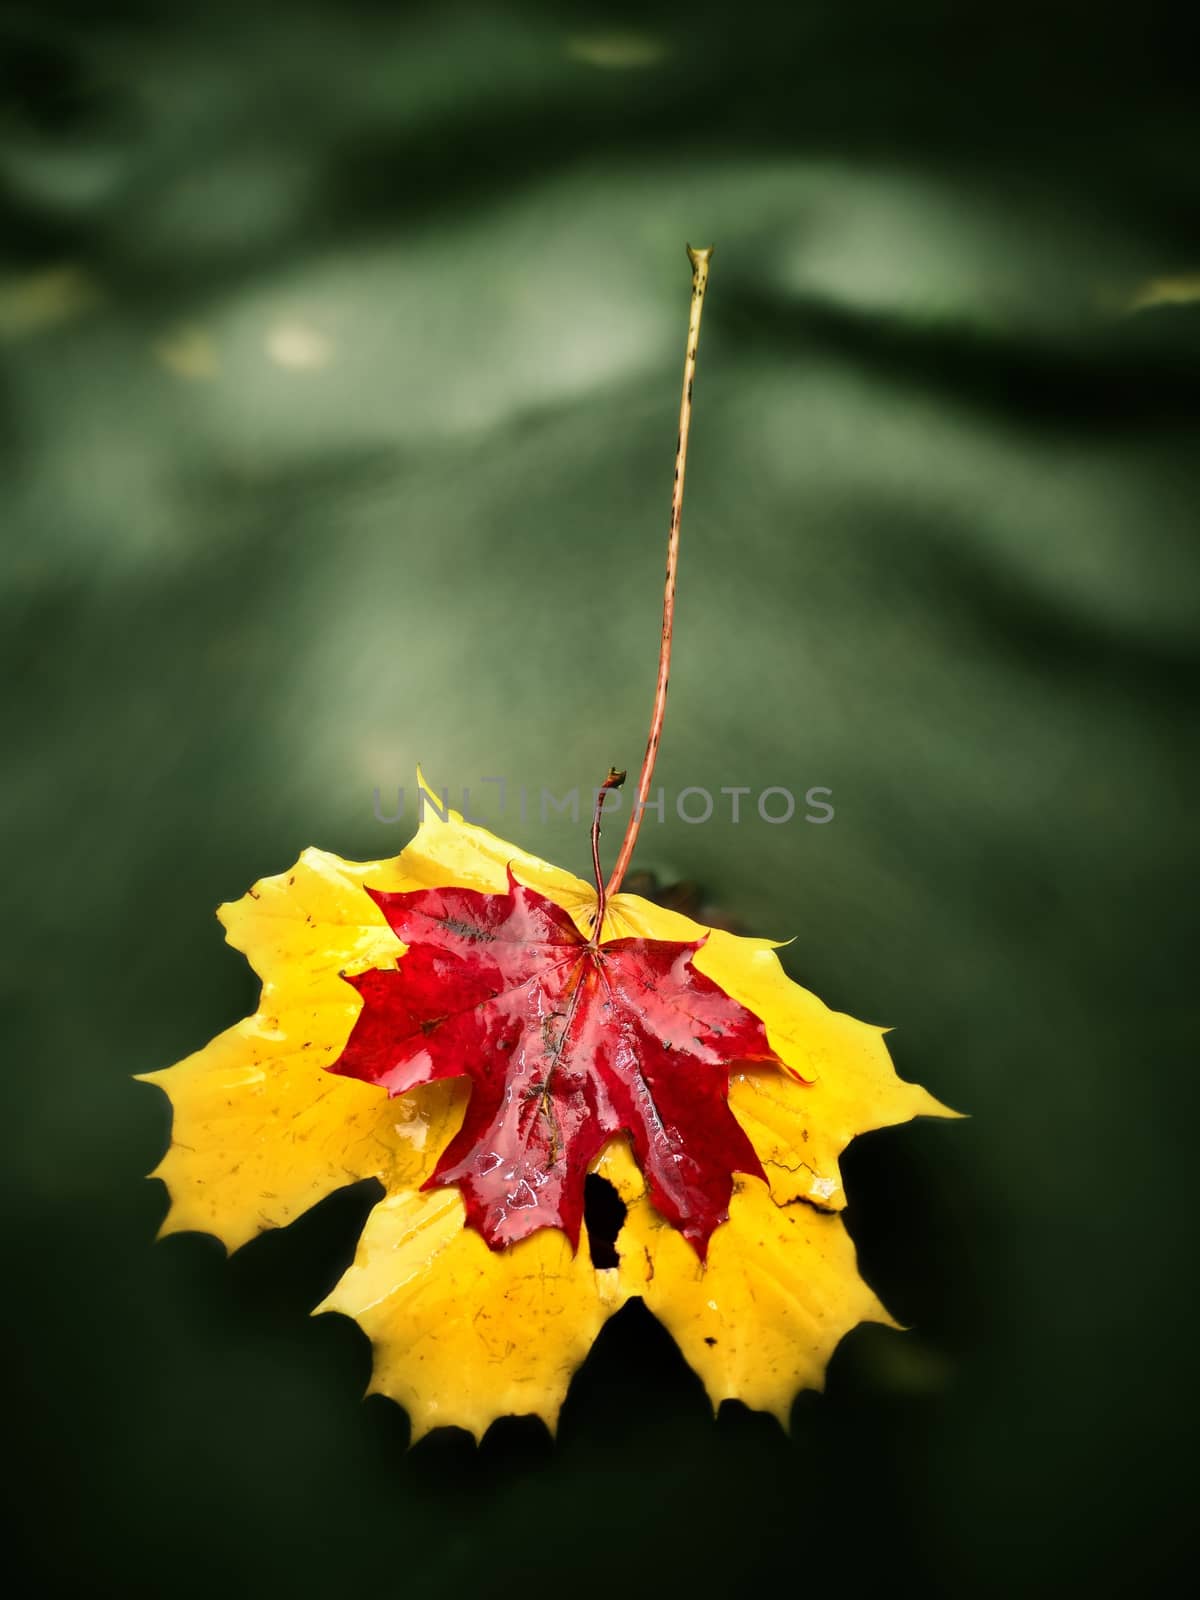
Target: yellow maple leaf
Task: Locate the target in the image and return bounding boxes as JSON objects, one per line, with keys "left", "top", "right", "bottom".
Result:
{"left": 140, "top": 247, "right": 956, "bottom": 1442}
{"left": 139, "top": 792, "right": 954, "bottom": 1441}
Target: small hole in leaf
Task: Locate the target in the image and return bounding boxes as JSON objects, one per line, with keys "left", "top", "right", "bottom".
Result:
{"left": 584, "top": 1174, "right": 626, "bottom": 1268}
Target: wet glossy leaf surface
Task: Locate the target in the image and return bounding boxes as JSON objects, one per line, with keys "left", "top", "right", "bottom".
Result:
{"left": 140, "top": 803, "right": 949, "bottom": 1437}
{"left": 332, "top": 873, "right": 777, "bottom": 1254}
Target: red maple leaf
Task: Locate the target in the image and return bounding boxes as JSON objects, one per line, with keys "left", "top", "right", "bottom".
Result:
{"left": 329, "top": 870, "right": 785, "bottom": 1257}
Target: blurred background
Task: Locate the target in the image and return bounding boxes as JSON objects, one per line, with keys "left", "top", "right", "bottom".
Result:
{"left": 3, "top": 0, "right": 1197, "bottom": 1592}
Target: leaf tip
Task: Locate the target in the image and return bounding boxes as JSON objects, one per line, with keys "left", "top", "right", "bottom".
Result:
{"left": 912, "top": 1085, "right": 968, "bottom": 1121}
